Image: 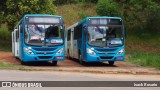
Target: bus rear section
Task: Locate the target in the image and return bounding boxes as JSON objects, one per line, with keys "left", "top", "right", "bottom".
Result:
{"left": 66, "top": 17, "right": 125, "bottom": 65}
{"left": 12, "top": 14, "right": 65, "bottom": 65}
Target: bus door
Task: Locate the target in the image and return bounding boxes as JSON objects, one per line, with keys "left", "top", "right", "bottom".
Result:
{"left": 70, "top": 28, "right": 74, "bottom": 58}
{"left": 14, "top": 29, "right": 19, "bottom": 57}
{"left": 14, "top": 29, "right": 18, "bottom": 57}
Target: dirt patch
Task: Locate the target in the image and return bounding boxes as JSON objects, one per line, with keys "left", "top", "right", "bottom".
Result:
{"left": 0, "top": 51, "right": 136, "bottom": 67}
{"left": 0, "top": 52, "right": 20, "bottom": 64}
{"left": 0, "top": 51, "right": 160, "bottom": 75}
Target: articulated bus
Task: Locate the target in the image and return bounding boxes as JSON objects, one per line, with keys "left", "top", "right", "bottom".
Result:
{"left": 66, "top": 16, "right": 125, "bottom": 65}
{"left": 12, "top": 14, "right": 65, "bottom": 65}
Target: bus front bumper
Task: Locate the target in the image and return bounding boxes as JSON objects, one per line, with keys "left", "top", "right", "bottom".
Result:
{"left": 22, "top": 53, "right": 65, "bottom": 62}
{"left": 85, "top": 53, "right": 124, "bottom": 62}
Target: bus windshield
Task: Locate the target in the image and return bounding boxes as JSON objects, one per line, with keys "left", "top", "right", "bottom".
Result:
{"left": 87, "top": 26, "right": 124, "bottom": 47}
{"left": 25, "top": 24, "right": 63, "bottom": 46}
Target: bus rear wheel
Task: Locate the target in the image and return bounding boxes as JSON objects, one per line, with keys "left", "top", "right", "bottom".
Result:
{"left": 52, "top": 61, "right": 57, "bottom": 66}
{"left": 67, "top": 50, "right": 71, "bottom": 59}
{"left": 108, "top": 61, "right": 114, "bottom": 66}
{"left": 79, "top": 53, "right": 85, "bottom": 65}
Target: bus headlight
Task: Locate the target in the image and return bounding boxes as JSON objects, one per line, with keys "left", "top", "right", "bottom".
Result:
{"left": 87, "top": 48, "right": 96, "bottom": 55}
{"left": 56, "top": 48, "right": 64, "bottom": 55}
{"left": 24, "top": 47, "right": 34, "bottom": 55}
{"left": 117, "top": 48, "right": 124, "bottom": 54}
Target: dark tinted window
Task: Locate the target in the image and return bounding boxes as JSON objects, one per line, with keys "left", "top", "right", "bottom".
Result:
{"left": 74, "top": 24, "right": 82, "bottom": 40}
{"left": 67, "top": 29, "right": 71, "bottom": 41}
{"left": 16, "top": 30, "right": 19, "bottom": 42}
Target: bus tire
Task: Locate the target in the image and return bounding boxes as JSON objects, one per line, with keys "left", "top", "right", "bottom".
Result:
{"left": 108, "top": 61, "right": 114, "bottom": 66}
{"left": 20, "top": 60, "right": 26, "bottom": 65}
{"left": 67, "top": 49, "right": 71, "bottom": 59}
{"left": 52, "top": 61, "right": 57, "bottom": 66}
{"left": 78, "top": 51, "right": 85, "bottom": 65}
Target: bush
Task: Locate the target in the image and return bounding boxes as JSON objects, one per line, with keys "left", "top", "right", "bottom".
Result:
{"left": 144, "top": 1, "right": 160, "bottom": 33}
{"left": 0, "top": 28, "right": 10, "bottom": 39}
{"left": 0, "top": 28, "right": 11, "bottom": 46}
{"left": 96, "top": 0, "right": 120, "bottom": 16}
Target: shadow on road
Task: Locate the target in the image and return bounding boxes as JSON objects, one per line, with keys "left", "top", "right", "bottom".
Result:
{"left": 23, "top": 61, "right": 56, "bottom": 66}
{"left": 14, "top": 57, "right": 117, "bottom": 67}
{"left": 68, "top": 58, "right": 117, "bottom": 67}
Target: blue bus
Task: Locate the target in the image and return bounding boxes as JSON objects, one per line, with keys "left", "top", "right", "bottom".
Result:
{"left": 66, "top": 16, "right": 125, "bottom": 65}
{"left": 12, "top": 14, "right": 65, "bottom": 65}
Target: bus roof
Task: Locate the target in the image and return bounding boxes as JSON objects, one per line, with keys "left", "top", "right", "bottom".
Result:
{"left": 24, "top": 14, "right": 62, "bottom": 18}
{"left": 67, "top": 16, "right": 122, "bottom": 30}
{"left": 86, "top": 16, "right": 122, "bottom": 19}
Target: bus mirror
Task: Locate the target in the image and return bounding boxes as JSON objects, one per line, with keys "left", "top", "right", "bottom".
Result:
{"left": 14, "top": 29, "right": 18, "bottom": 31}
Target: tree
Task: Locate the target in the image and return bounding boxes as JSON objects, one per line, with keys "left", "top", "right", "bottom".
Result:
{"left": 144, "top": 1, "right": 160, "bottom": 33}
{"left": 3, "top": 0, "right": 56, "bottom": 30}
{"left": 96, "top": 0, "right": 120, "bottom": 16}
{"left": 0, "top": 0, "right": 7, "bottom": 25}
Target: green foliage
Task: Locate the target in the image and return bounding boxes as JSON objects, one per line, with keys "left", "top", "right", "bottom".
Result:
{"left": 0, "top": 61, "right": 17, "bottom": 69}
{"left": 53, "top": 0, "right": 98, "bottom": 5}
{"left": 96, "top": 0, "right": 160, "bottom": 33}
{"left": 96, "top": 0, "right": 120, "bottom": 16}
{"left": 2, "top": 0, "right": 56, "bottom": 30}
{"left": 126, "top": 51, "right": 160, "bottom": 69}
{"left": 78, "top": 11, "right": 88, "bottom": 20}
{"left": 0, "top": 27, "right": 11, "bottom": 51}
{"left": 53, "top": 0, "right": 78, "bottom": 5}
{"left": 144, "top": 1, "right": 160, "bottom": 33}
{"left": 56, "top": 3, "right": 97, "bottom": 27}
{"left": 0, "top": 28, "right": 10, "bottom": 40}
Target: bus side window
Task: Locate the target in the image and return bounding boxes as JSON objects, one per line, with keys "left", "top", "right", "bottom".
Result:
{"left": 74, "top": 24, "right": 82, "bottom": 40}
{"left": 16, "top": 29, "right": 19, "bottom": 42}
{"left": 67, "top": 29, "right": 71, "bottom": 41}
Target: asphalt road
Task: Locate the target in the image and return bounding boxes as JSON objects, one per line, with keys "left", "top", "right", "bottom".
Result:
{"left": 0, "top": 70, "right": 160, "bottom": 90}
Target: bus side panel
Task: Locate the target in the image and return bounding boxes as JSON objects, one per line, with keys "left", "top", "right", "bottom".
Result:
{"left": 14, "top": 30, "right": 18, "bottom": 57}
{"left": 12, "top": 32, "right": 14, "bottom": 54}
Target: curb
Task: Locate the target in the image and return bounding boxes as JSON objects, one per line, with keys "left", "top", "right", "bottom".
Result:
{"left": 16, "top": 67, "right": 160, "bottom": 75}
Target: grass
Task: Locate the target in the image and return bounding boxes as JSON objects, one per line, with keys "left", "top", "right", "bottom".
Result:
{"left": 126, "top": 51, "right": 160, "bottom": 69}
{"left": 56, "top": 3, "right": 97, "bottom": 27}
{"left": 0, "top": 26, "right": 12, "bottom": 51}
{"left": 126, "top": 29, "right": 160, "bottom": 69}
{"left": 0, "top": 61, "right": 17, "bottom": 69}
{"left": 0, "top": 45, "right": 12, "bottom": 52}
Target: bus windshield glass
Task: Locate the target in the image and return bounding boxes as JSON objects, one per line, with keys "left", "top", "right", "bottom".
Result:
{"left": 25, "top": 23, "right": 63, "bottom": 46}
{"left": 87, "top": 26, "right": 124, "bottom": 47}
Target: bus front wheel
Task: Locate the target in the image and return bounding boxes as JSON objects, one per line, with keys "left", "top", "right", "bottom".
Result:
{"left": 20, "top": 60, "right": 26, "bottom": 65}
{"left": 52, "top": 61, "right": 57, "bottom": 66}
{"left": 108, "top": 61, "right": 114, "bottom": 66}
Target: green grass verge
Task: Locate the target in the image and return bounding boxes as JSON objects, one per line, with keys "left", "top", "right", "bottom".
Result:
{"left": 126, "top": 29, "right": 160, "bottom": 69}
{"left": 126, "top": 51, "right": 160, "bottom": 69}
{"left": 0, "top": 45, "right": 12, "bottom": 52}
{"left": 0, "top": 26, "right": 12, "bottom": 52}
{"left": 0, "top": 61, "right": 18, "bottom": 69}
